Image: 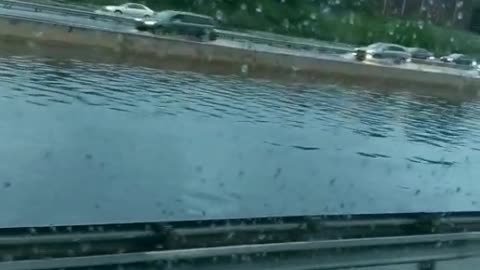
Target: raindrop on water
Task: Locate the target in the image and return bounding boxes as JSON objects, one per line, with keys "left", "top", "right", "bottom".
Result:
{"left": 329, "top": 177, "right": 336, "bottom": 186}
{"left": 3, "top": 182, "right": 11, "bottom": 189}
{"left": 273, "top": 168, "right": 282, "bottom": 179}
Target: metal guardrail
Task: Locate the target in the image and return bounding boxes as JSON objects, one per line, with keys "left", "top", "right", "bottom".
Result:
{"left": 1, "top": 213, "right": 480, "bottom": 269}
{"left": 215, "top": 30, "right": 353, "bottom": 54}
{"left": 0, "top": 0, "right": 353, "bottom": 54}
{"left": 9, "top": 0, "right": 93, "bottom": 12}
{"left": 0, "top": 0, "right": 135, "bottom": 25}
{"left": 413, "top": 58, "right": 477, "bottom": 71}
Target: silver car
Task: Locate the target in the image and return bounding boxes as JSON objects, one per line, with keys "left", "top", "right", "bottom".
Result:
{"left": 354, "top": 43, "right": 412, "bottom": 64}
{"left": 96, "top": 3, "right": 155, "bottom": 18}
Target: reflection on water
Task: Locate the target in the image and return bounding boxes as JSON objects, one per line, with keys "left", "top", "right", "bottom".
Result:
{"left": 0, "top": 55, "right": 480, "bottom": 227}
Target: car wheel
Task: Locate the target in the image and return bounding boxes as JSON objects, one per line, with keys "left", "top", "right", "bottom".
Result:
{"left": 208, "top": 31, "right": 218, "bottom": 41}
{"left": 152, "top": 26, "right": 164, "bottom": 35}
{"left": 192, "top": 29, "right": 203, "bottom": 39}
{"left": 144, "top": 15, "right": 150, "bottom": 19}
{"left": 394, "top": 57, "right": 406, "bottom": 64}
{"left": 354, "top": 52, "right": 366, "bottom": 61}
{"left": 114, "top": 10, "right": 122, "bottom": 15}
{"left": 198, "top": 29, "right": 216, "bottom": 42}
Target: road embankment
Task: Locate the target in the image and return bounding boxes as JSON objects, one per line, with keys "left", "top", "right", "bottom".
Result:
{"left": 0, "top": 15, "right": 479, "bottom": 96}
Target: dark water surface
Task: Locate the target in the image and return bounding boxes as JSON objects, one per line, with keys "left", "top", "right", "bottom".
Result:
{"left": 0, "top": 55, "right": 479, "bottom": 227}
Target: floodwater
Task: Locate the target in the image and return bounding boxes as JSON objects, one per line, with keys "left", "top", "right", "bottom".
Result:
{"left": 0, "top": 55, "right": 480, "bottom": 228}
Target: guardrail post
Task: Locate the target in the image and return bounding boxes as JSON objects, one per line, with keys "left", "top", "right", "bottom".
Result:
{"left": 418, "top": 261, "right": 435, "bottom": 270}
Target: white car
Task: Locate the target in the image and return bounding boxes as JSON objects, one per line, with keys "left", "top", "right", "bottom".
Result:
{"left": 96, "top": 3, "right": 155, "bottom": 18}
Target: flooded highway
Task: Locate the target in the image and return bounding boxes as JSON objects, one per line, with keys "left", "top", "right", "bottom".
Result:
{"left": 1, "top": 54, "right": 480, "bottom": 228}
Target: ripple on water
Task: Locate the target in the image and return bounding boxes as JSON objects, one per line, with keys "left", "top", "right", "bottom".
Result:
{"left": 1, "top": 56, "right": 480, "bottom": 217}
{"left": 1, "top": 56, "right": 480, "bottom": 142}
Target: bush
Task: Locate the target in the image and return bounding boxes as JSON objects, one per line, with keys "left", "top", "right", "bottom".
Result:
{"left": 66, "top": 0, "right": 480, "bottom": 54}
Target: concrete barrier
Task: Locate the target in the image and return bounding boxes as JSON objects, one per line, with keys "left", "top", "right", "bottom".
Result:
{"left": 0, "top": 15, "right": 479, "bottom": 96}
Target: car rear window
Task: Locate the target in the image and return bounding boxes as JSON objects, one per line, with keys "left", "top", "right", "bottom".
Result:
{"left": 127, "top": 4, "right": 145, "bottom": 9}
{"left": 178, "top": 15, "right": 214, "bottom": 25}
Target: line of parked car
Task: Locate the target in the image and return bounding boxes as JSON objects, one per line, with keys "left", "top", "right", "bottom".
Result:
{"left": 95, "top": 2, "right": 218, "bottom": 41}
{"left": 353, "top": 43, "right": 478, "bottom": 69}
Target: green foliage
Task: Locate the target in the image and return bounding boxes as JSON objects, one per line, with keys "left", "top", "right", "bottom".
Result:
{"left": 65, "top": 0, "right": 480, "bottom": 54}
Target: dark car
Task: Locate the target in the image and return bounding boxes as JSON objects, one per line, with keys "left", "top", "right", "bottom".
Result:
{"left": 407, "top": 47, "right": 435, "bottom": 60}
{"left": 440, "top": 53, "right": 477, "bottom": 67}
{"left": 136, "top": 10, "right": 218, "bottom": 41}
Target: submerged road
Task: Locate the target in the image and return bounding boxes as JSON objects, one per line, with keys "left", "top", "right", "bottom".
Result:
{"left": 0, "top": 52, "right": 478, "bottom": 227}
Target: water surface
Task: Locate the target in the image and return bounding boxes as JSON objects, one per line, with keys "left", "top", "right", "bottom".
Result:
{"left": 0, "top": 55, "right": 479, "bottom": 227}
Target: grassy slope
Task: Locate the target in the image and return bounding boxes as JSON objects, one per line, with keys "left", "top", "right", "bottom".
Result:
{"left": 63, "top": 0, "right": 480, "bottom": 55}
